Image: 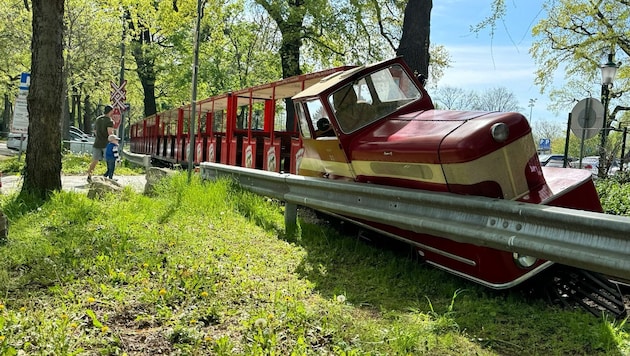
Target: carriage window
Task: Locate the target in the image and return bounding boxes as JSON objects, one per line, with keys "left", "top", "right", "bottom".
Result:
{"left": 213, "top": 110, "right": 225, "bottom": 132}
{"left": 252, "top": 110, "right": 263, "bottom": 130}
{"left": 275, "top": 99, "right": 288, "bottom": 131}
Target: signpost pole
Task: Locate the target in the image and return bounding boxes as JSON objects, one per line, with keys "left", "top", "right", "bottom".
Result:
{"left": 563, "top": 113, "right": 571, "bottom": 167}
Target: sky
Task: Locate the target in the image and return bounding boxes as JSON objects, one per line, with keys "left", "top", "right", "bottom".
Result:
{"left": 430, "top": 0, "right": 563, "bottom": 125}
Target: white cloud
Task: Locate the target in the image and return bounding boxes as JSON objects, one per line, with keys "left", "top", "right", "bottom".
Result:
{"left": 437, "top": 45, "right": 536, "bottom": 88}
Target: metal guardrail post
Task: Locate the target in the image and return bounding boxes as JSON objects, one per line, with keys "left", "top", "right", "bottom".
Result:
{"left": 199, "top": 162, "right": 630, "bottom": 280}
{"left": 284, "top": 202, "right": 298, "bottom": 237}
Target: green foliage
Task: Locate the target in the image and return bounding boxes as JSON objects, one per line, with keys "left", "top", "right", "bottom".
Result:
{"left": 531, "top": 0, "right": 630, "bottom": 114}
{"left": 0, "top": 157, "right": 23, "bottom": 176}
{"left": 0, "top": 173, "right": 627, "bottom": 354}
{"left": 596, "top": 173, "right": 630, "bottom": 216}
{"left": 0, "top": 0, "right": 31, "bottom": 93}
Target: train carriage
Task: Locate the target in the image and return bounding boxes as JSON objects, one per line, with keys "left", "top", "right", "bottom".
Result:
{"left": 131, "top": 66, "right": 353, "bottom": 173}
{"left": 131, "top": 57, "right": 624, "bottom": 315}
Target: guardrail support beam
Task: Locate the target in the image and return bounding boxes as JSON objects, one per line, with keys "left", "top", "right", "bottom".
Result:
{"left": 284, "top": 202, "right": 298, "bottom": 237}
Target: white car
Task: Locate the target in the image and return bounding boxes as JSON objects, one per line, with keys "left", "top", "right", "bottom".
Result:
{"left": 7, "top": 127, "right": 95, "bottom": 152}
{"left": 538, "top": 154, "right": 570, "bottom": 168}
{"left": 569, "top": 156, "right": 620, "bottom": 177}
{"left": 69, "top": 126, "right": 95, "bottom": 142}
{"left": 7, "top": 132, "right": 27, "bottom": 150}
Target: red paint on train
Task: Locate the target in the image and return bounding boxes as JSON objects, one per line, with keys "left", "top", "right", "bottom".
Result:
{"left": 130, "top": 57, "right": 603, "bottom": 289}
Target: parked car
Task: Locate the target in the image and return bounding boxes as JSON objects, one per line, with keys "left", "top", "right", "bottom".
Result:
{"left": 538, "top": 154, "right": 571, "bottom": 167}
{"left": 69, "top": 126, "right": 95, "bottom": 142}
{"left": 569, "top": 156, "right": 620, "bottom": 177}
{"left": 7, "top": 127, "right": 94, "bottom": 152}
{"left": 7, "top": 132, "right": 27, "bottom": 151}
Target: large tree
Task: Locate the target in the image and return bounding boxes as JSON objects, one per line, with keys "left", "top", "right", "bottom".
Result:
{"left": 23, "top": 0, "right": 65, "bottom": 197}
{"left": 396, "top": 0, "right": 432, "bottom": 77}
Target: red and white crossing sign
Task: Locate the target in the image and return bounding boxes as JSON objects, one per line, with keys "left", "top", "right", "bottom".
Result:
{"left": 111, "top": 107, "right": 122, "bottom": 129}
{"left": 110, "top": 80, "right": 127, "bottom": 110}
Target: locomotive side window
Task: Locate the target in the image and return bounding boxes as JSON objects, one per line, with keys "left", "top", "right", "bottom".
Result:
{"left": 305, "top": 99, "right": 334, "bottom": 138}
{"left": 294, "top": 103, "right": 312, "bottom": 139}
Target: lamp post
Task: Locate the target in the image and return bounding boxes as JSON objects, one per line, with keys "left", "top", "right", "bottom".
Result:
{"left": 528, "top": 98, "right": 536, "bottom": 125}
{"left": 599, "top": 53, "right": 620, "bottom": 178}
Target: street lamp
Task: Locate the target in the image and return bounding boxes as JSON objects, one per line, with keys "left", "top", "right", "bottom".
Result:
{"left": 528, "top": 98, "right": 536, "bottom": 125}
{"left": 599, "top": 53, "right": 621, "bottom": 178}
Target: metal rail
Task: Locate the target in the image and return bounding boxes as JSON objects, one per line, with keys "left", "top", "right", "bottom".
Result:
{"left": 199, "top": 162, "right": 630, "bottom": 281}
{"left": 121, "top": 149, "right": 151, "bottom": 168}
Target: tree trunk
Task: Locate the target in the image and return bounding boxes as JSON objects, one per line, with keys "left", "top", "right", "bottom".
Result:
{"left": 131, "top": 28, "right": 158, "bottom": 117}
{"left": 83, "top": 95, "right": 92, "bottom": 134}
{"left": 23, "top": 0, "right": 64, "bottom": 198}
{"left": 278, "top": 18, "right": 303, "bottom": 131}
{"left": 397, "top": 0, "right": 432, "bottom": 78}
{"left": 2, "top": 94, "right": 11, "bottom": 133}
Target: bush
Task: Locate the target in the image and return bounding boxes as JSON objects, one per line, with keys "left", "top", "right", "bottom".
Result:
{"left": 596, "top": 176, "right": 630, "bottom": 216}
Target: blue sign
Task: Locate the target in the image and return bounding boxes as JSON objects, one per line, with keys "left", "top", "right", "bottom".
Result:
{"left": 19, "top": 72, "right": 30, "bottom": 91}
{"left": 539, "top": 138, "right": 551, "bottom": 150}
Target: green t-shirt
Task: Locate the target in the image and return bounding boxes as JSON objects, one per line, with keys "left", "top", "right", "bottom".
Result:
{"left": 93, "top": 115, "right": 114, "bottom": 149}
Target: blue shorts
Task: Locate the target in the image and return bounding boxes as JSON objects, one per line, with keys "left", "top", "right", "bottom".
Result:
{"left": 92, "top": 147, "right": 105, "bottom": 161}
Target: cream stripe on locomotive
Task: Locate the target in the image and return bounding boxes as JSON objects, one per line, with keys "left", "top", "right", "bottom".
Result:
{"left": 351, "top": 134, "right": 536, "bottom": 200}
{"left": 441, "top": 135, "right": 536, "bottom": 200}
{"left": 352, "top": 161, "right": 446, "bottom": 184}
{"left": 299, "top": 157, "right": 356, "bottom": 178}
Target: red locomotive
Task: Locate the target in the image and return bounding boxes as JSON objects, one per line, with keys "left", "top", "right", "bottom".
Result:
{"left": 130, "top": 58, "right": 622, "bottom": 313}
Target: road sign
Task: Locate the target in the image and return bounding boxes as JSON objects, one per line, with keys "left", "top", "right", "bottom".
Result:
{"left": 11, "top": 72, "right": 30, "bottom": 134}
{"left": 570, "top": 98, "right": 604, "bottom": 140}
{"left": 110, "top": 80, "right": 127, "bottom": 109}
{"left": 539, "top": 138, "right": 551, "bottom": 151}
{"left": 112, "top": 107, "right": 122, "bottom": 129}
{"left": 18, "top": 72, "right": 30, "bottom": 95}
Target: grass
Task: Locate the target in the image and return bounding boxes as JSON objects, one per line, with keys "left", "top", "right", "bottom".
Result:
{"left": 0, "top": 151, "right": 144, "bottom": 177}
{"left": 0, "top": 173, "right": 628, "bottom": 355}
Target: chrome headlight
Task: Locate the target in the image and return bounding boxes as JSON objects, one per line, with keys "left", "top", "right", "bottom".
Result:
{"left": 513, "top": 252, "right": 537, "bottom": 268}
{"left": 491, "top": 123, "right": 509, "bottom": 143}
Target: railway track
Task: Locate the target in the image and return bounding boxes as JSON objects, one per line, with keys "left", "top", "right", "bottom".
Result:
{"left": 302, "top": 207, "right": 629, "bottom": 319}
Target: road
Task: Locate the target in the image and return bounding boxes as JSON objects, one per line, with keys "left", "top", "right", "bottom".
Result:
{"left": 0, "top": 142, "right": 147, "bottom": 194}
{"left": 1, "top": 175, "right": 147, "bottom": 194}
{"left": 0, "top": 142, "right": 19, "bottom": 157}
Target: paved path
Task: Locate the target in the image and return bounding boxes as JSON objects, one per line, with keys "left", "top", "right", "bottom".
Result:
{"left": 1, "top": 175, "right": 147, "bottom": 194}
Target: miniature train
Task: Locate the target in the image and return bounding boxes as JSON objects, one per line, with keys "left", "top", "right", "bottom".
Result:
{"left": 130, "top": 57, "right": 625, "bottom": 315}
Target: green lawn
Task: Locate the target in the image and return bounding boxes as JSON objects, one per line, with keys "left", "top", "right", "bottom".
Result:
{"left": 0, "top": 173, "right": 627, "bottom": 355}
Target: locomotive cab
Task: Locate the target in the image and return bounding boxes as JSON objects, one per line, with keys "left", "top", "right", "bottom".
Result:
{"left": 293, "top": 57, "right": 603, "bottom": 288}
{"left": 294, "top": 58, "right": 546, "bottom": 201}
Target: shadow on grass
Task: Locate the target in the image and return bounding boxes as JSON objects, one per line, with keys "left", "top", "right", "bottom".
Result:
{"left": 288, "top": 209, "right": 627, "bottom": 355}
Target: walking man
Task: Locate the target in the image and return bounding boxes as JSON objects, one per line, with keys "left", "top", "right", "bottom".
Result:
{"left": 86, "top": 105, "right": 115, "bottom": 182}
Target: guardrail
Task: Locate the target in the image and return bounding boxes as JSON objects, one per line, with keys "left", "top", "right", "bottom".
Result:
{"left": 199, "top": 162, "right": 630, "bottom": 281}
{"left": 121, "top": 149, "right": 151, "bottom": 168}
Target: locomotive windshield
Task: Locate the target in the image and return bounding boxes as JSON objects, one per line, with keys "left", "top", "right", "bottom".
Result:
{"left": 329, "top": 64, "right": 421, "bottom": 133}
